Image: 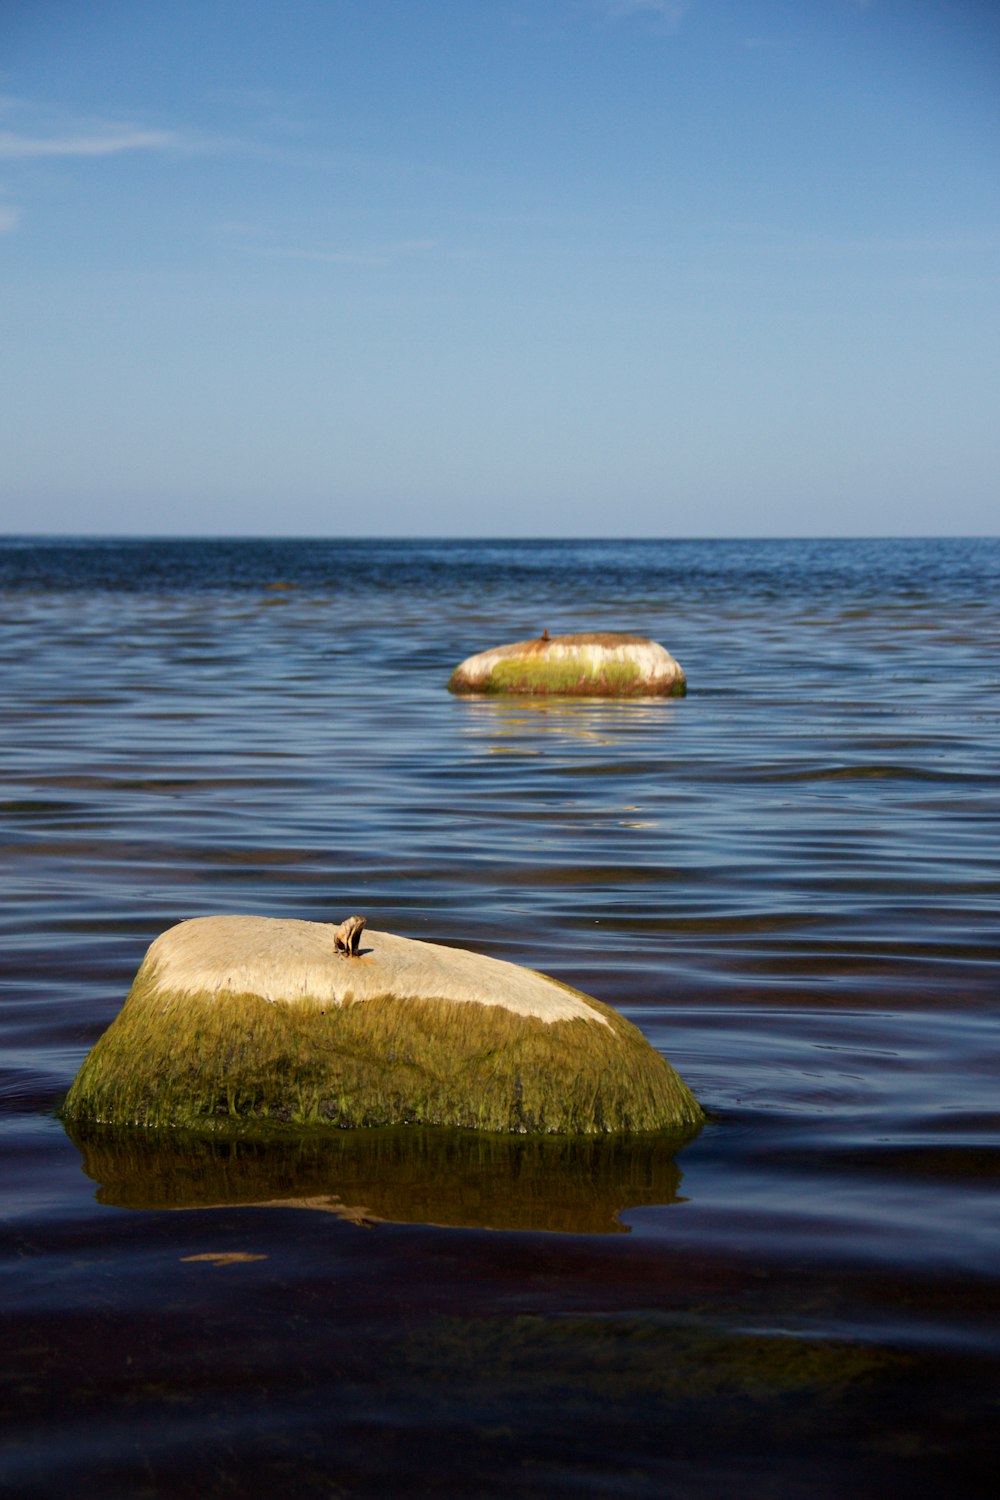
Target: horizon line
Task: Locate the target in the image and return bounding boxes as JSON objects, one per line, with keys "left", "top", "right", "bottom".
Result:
{"left": 2, "top": 531, "right": 998, "bottom": 544}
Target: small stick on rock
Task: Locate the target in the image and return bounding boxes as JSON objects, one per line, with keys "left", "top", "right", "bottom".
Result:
{"left": 333, "top": 915, "right": 366, "bottom": 957}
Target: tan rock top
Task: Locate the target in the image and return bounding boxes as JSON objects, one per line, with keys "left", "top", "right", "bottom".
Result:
{"left": 143, "top": 915, "right": 610, "bottom": 1028}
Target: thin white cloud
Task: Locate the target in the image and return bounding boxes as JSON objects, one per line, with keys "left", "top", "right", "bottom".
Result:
{"left": 213, "top": 217, "right": 439, "bottom": 267}
{"left": 0, "top": 127, "right": 181, "bottom": 160}
{"left": 0, "top": 202, "right": 21, "bottom": 233}
{"left": 598, "top": 0, "right": 690, "bottom": 29}
{"left": 251, "top": 237, "right": 438, "bottom": 267}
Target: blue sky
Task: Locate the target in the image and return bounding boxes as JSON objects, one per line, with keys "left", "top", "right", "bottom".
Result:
{"left": 1, "top": 0, "right": 997, "bottom": 537}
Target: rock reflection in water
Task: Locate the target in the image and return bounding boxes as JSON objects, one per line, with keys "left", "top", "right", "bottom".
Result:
{"left": 65, "top": 1121, "right": 698, "bottom": 1234}
{"left": 455, "top": 694, "right": 683, "bottom": 752}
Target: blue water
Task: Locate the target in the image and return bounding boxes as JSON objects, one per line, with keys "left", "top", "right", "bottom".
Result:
{"left": 1, "top": 536, "right": 999, "bottom": 1498}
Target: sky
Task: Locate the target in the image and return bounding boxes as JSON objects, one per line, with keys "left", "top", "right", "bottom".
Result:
{"left": 1, "top": 0, "right": 997, "bottom": 538}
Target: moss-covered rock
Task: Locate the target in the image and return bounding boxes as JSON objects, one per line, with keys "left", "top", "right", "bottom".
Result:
{"left": 448, "top": 632, "right": 686, "bottom": 697}
{"left": 62, "top": 916, "right": 703, "bottom": 1137}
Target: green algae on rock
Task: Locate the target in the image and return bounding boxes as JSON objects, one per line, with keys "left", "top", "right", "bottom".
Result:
{"left": 448, "top": 632, "right": 686, "bottom": 697}
{"left": 62, "top": 915, "right": 703, "bottom": 1137}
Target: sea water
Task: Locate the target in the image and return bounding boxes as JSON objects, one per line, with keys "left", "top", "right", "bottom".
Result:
{"left": 1, "top": 536, "right": 998, "bottom": 1497}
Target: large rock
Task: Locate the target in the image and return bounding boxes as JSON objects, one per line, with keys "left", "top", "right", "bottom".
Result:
{"left": 448, "top": 632, "right": 686, "bottom": 697}
{"left": 62, "top": 915, "right": 704, "bottom": 1136}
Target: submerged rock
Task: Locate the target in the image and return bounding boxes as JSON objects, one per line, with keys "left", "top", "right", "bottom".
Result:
{"left": 62, "top": 915, "right": 703, "bottom": 1136}
{"left": 448, "top": 631, "right": 686, "bottom": 697}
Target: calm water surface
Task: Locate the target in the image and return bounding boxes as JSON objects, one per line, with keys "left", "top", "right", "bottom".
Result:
{"left": 1, "top": 537, "right": 998, "bottom": 1497}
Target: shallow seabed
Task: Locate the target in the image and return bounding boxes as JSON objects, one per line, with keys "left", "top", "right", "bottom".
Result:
{"left": 2, "top": 536, "right": 999, "bottom": 1498}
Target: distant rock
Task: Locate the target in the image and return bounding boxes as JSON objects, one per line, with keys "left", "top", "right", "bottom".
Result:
{"left": 62, "top": 915, "right": 703, "bottom": 1136}
{"left": 448, "top": 632, "right": 686, "bottom": 697}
